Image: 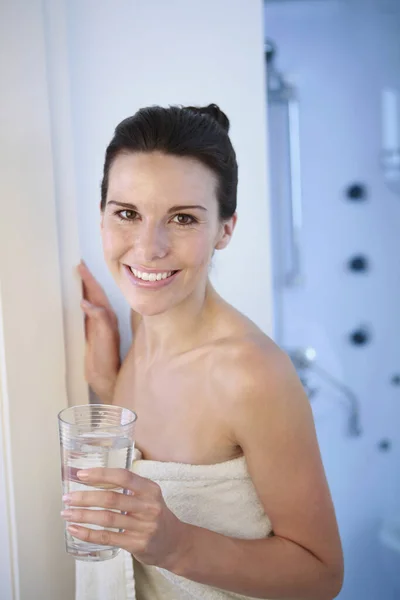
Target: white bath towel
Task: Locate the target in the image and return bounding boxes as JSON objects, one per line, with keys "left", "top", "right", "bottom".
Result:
{"left": 75, "top": 449, "right": 273, "bottom": 600}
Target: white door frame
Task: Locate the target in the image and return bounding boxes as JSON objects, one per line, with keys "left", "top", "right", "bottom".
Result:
{"left": 43, "top": 0, "right": 89, "bottom": 408}
{"left": 0, "top": 298, "right": 18, "bottom": 600}
{"left": 0, "top": 1, "right": 83, "bottom": 597}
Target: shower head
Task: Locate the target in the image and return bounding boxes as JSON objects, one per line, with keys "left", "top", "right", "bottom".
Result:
{"left": 264, "top": 38, "right": 295, "bottom": 100}
{"left": 264, "top": 39, "right": 276, "bottom": 64}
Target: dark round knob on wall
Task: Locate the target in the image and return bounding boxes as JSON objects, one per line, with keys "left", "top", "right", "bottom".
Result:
{"left": 391, "top": 374, "right": 400, "bottom": 386}
{"left": 378, "top": 439, "right": 392, "bottom": 452}
{"left": 345, "top": 183, "right": 368, "bottom": 201}
{"left": 349, "top": 327, "right": 371, "bottom": 346}
{"left": 347, "top": 254, "right": 369, "bottom": 273}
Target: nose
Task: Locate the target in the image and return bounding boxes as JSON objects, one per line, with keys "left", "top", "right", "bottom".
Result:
{"left": 135, "top": 221, "right": 169, "bottom": 263}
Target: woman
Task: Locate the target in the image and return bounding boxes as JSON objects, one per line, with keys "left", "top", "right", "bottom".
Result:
{"left": 66, "top": 104, "right": 344, "bottom": 599}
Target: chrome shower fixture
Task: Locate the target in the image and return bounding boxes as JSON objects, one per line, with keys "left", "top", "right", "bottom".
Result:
{"left": 288, "top": 347, "right": 362, "bottom": 437}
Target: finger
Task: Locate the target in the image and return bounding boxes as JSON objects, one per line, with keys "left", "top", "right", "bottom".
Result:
{"left": 80, "top": 299, "right": 94, "bottom": 314}
{"left": 79, "top": 468, "right": 154, "bottom": 494}
{"left": 61, "top": 507, "right": 141, "bottom": 531}
{"left": 76, "top": 262, "right": 92, "bottom": 304}
{"left": 80, "top": 300, "right": 108, "bottom": 319}
{"left": 64, "top": 488, "right": 140, "bottom": 513}
{"left": 80, "top": 300, "right": 106, "bottom": 340}
{"left": 76, "top": 261, "right": 97, "bottom": 285}
{"left": 67, "top": 524, "right": 132, "bottom": 551}
{"left": 74, "top": 468, "right": 155, "bottom": 497}
{"left": 77, "top": 262, "right": 112, "bottom": 309}
{"left": 76, "top": 260, "right": 89, "bottom": 279}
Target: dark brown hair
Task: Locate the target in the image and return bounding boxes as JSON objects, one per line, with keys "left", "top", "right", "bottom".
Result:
{"left": 100, "top": 104, "right": 238, "bottom": 220}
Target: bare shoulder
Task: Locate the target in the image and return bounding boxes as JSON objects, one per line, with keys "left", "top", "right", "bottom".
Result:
{"left": 200, "top": 295, "right": 301, "bottom": 412}
{"left": 212, "top": 331, "right": 312, "bottom": 456}
{"left": 206, "top": 307, "right": 314, "bottom": 452}
{"left": 209, "top": 323, "right": 298, "bottom": 411}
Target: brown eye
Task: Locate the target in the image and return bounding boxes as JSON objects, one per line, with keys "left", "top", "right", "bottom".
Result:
{"left": 173, "top": 214, "right": 195, "bottom": 226}
{"left": 116, "top": 210, "right": 138, "bottom": 221}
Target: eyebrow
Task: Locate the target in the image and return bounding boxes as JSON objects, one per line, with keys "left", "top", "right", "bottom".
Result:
{"left": 107, "top": 200, "right": 208, "bottom": 213}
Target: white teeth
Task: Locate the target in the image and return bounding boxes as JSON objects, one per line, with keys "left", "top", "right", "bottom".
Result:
{"left": 130, "top": 267, "right": 175, "bottom": 281}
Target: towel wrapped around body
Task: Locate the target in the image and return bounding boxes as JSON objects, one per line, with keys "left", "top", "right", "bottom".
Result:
{"left": 75, "top": 449, "right": 273, "bottom": 600}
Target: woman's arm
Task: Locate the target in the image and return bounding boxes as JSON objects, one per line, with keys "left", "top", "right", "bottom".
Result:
{"left": 168, "top": 343, "right": 344, "bottom": 600}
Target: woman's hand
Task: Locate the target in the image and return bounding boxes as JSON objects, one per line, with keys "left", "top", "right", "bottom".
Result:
{"left": 77, "top": 261, "right": 121, "bottom": 403}
{"left": 61, "top": 468, "right": 190, "bottom": 570}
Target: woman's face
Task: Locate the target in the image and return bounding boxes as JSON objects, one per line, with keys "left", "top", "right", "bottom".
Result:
{"left": 101, "top": 151, "right": 235, "bottom": 316}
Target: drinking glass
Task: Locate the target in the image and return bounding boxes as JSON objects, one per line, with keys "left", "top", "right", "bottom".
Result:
{"left": 58, "top": 404, "right": 137, "bottom": 561}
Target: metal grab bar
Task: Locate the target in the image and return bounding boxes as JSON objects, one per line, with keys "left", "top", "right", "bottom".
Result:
{"left": 266, "top": 39, "right": 303, "bottom": 288}
{"left": 286, "top": 96, "right": 303, "bottom": 286}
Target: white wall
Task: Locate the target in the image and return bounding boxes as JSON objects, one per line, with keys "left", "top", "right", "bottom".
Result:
{"left": 264, "top": 1, "right": 400, "bottom": 598}
{"left": 59, "top": 0, "right": 273, "bottom": 358}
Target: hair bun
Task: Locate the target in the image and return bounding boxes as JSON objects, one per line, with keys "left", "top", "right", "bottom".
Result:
{"left": 185, "top": 103, "right": 230, "bottom": 133}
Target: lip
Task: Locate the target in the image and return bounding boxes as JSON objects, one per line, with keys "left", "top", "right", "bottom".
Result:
{"left": 123, "top": 264, "right": 180, "bottom": 289}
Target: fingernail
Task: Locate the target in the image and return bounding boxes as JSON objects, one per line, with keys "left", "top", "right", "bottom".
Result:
{"left": 62, "top": 494, "right": 72, "bottom": 503}
{"left": 61, "top": 510, "right": 72, "bottom": 518}
{"left": 68, "top": 525, "right": 79, "bottom": 534}
{"left": 77, "top": 470, "right": 89, "bottom": 479}
{"left": 81, "top": 300, "right": 91, "bottom": 309}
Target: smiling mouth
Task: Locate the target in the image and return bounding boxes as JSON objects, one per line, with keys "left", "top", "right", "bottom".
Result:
{"left": 127, "top": 267, "right": 179, "bottom": 282}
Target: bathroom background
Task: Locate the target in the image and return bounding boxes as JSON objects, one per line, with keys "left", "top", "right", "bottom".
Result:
{"left": 264, "top": 0, "right": 400, "bottom": 598}
{"left": 0, "top": 1, "right": 399, "bottom": 598}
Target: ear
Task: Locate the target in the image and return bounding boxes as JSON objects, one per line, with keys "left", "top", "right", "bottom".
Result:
{"left": 214, "top": 213, "right": 237, "bottom": 250}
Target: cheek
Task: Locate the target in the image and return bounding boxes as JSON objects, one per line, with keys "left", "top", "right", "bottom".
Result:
{"left": 101, "top": 224, "right": 129, "bottom": 258}
{"left": 177, "top": 231, "right": 215, "bottom": 268}
{"left": 101, "top": 230, "right": 116, "bottom": 258}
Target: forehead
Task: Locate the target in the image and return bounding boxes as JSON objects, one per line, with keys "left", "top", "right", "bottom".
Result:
{"left": 107, "top": 151, "right": 218, "bottom": 205}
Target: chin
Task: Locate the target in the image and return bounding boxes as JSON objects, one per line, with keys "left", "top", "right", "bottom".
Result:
{"left": 119, "top": 279, "right": 185, "bottom": 316}
{"left": 131, "top": 299, "right": 168, "bottom": 316}
{"left": 128, "top": 296, "right": 183, "bottom": 317}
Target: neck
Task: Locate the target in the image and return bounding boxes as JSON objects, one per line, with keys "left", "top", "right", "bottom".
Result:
{"left": 135, "top": 280, "right": 220, "bottom": 363}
